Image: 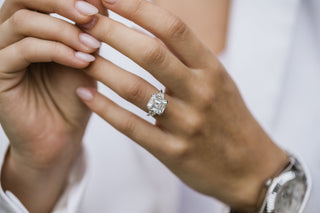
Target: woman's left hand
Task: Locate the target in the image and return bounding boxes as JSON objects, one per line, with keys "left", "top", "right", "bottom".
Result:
{"left": 76, "top": 0, "right": 288, "bottom": 211}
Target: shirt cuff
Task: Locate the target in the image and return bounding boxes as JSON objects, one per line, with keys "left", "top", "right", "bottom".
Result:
{"left": 0, "top": 141, "right": 90, "bottom": 213}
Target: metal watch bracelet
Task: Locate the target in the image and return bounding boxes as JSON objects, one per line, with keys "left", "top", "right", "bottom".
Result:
{"left": 230, "top": 153, "right": 311, "bottom": 213}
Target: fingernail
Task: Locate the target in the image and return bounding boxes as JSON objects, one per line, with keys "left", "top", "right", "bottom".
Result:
{"left": 103, "top": 0, "right": 118, "bottom": 4}
{"left": 75, "top": 52, "right": 96, "bottom": 62}
{"left": 75, "top": 1, "right": 99, "bottom": 16}
{"left": 79, "top": 33, "right": 101, "bottom": 49}
{"left": 76, "top": 87, "right": 94, "bottom": 101}
{"left": 78, "top": 17, "right": 97, "bottom": 30}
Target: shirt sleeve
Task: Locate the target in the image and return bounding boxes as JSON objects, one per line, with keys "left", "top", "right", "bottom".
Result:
{"left": 0, "top": 140, "right": 91, "bottom": 213}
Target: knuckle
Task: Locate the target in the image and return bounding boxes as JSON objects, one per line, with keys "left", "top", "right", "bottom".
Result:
{"left": 194, "top": 85, "right": 216, "bottom": 109}
{"left": 128, "top": 0, "right": 144, "bottom": 19}
{"left": 122, "top": 114, "right": 137, "bottom": 136}
{"left": 19, "top": 37, "right": 34, "bottom": 49}
{"left": 142, "top": 40, "right": 166, "bottom": 65}
{"left": 181, "top": 113, "right": 204, "bottom": 135}
{"left": 166, "top": 16, "right": 188, "bottom": 39}
{"left": 124, "top": 79, "right": 146, "bottom": 102}
{"left": 10, "top": 9, "right": 29, "bottom": 29}
{"left": 100, "top": 19, "right": 116, "bottom": 39}
{"left": 19, "top": 37, "right": 35, "bottom": 53}
{"left": 55, "top": 21, "right": 73, "bottom": 38}
{"left": 18, "top": 37, "right": 37, "bottom": 62}
{"left": 167, "top": 139, "right": 191, "bottom": 161}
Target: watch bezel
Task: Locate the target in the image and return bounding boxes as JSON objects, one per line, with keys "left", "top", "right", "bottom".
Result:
{"left": 265, "top": 171, "right": 297, "bottom": 212}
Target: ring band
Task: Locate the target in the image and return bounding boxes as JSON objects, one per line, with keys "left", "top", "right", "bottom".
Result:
{"left": 147, "top": 90, "right": 168, "bottom": 117}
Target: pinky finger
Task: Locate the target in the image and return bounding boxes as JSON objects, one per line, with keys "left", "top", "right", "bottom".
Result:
{"left": 0, "top": 37, "right": 95, "bottom": 72}
{"left": 76, "top": 87, "right": 169, "bottom": 155}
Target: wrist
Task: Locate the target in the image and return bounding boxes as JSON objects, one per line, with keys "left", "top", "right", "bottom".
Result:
{"left": 232, "top": 144, "right": 289, "bottom": 212}
{"left": 1, "top": 142, "right": 82, "bottom": 213}
{"left": 7, "top": 131, "right": 84, "bottom": 169}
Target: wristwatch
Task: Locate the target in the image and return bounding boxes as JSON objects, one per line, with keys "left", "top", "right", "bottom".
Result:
{"left": 259, "top": 154, "right": 311, "bottom": 213}
{"left": 231, "top": 154, "right": 311, "bottom": 213}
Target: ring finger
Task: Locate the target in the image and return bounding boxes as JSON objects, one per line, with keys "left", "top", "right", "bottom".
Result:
{"left": 84, "top": 56, "right": 194, "bottom": 136}
{"left": 85, "top": 56, "right": 180, "bottom": 117}
{"left": 76, "top": 87, "right": 171, "bottom": 156}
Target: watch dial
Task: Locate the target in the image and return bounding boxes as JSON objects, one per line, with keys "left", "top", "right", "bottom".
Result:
{"left": 275, "top": 180, "right": 306, "bottom": 213}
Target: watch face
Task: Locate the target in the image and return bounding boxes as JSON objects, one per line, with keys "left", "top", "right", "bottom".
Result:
{"left": 275, "top": 179, "right": 306, "bottom": 213}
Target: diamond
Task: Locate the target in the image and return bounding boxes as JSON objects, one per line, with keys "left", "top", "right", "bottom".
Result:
{"left": 147, "top": 90, "right": 168, "bottom": 116}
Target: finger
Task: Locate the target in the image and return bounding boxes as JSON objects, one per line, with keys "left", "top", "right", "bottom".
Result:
{"left": 156, "top": 102, "right": 203, "bottom": 137}
{"left": 84, "top": 56, "right": 153, "bottom": 111}
{"left": 100, "top": 0, "right": 213, "bottom": 68}
{"left": 83, "top": 14, "right": 191, "bottom": 95}
{"left": 85, "top": 56, "right": 177, "bottom": 117}
{"left": 76, "top": 87, "right": 169, "bottom": 154}
{"left": 0, "top": 37, "right": 95, "bottom": 73}
{"left": 0, "top": 9, "right": 101, "bottom": 51}
{"left": 0, "top": 0, "right": 99, "bottom": 25}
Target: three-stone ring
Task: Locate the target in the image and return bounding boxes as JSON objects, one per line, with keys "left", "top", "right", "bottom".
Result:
{"left": 147, "top": 90, "right": 168, "bottom": 117}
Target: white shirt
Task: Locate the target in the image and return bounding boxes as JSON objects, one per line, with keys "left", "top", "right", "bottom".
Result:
{"left": 0, "top": 0, "right": 319, "bottom": 212}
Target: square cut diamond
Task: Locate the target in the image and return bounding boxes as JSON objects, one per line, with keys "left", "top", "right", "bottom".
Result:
{"left": 147, "top": 92, "right": 168, "bottom": 116}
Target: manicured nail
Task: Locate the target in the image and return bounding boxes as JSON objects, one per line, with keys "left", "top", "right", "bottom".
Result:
{"left": 75, "top": 1, "right": 99, "bottom": 16}
{"left": 79, "top": 33, "right": 101, "bottom": 49}
{"left": 103, "top": 0, "right": 118, "bottom": 4}
{"left": 75, "top": 52, "right": 96, "bottom": 62}
{"left": 76, "top": 87, "right": 93, "bottom": 101}
{"left": 78, "top": 17, "right": 97, "bottom": 30}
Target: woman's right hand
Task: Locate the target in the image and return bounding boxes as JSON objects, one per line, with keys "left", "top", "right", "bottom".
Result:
{"left": 0, "top": 0, "right": 102, "bottom": 212}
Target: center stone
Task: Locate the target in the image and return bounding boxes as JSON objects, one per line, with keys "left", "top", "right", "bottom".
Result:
{"left": 147, "top": 91, "right": 168, "bottom": 116}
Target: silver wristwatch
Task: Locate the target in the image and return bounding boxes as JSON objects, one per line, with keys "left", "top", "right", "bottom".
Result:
{"left": 258, "top": 154, "right": 311, "bottom": 213}
{"left": 230, "top": 154, "right": 311, "bottom": 213}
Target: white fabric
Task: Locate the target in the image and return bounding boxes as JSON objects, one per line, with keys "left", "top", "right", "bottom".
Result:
{"left": 0, "top": 0, "right": 320, "bottom": 212}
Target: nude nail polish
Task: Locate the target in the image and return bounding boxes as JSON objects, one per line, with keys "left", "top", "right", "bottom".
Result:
{"left": 75, "top": 52, "right": 96, "bottom": 62}
{"left": 103, "top": 0, "right": 118, "bottom": 4}
{"left": 79, "top": 33, "right": 101, "bottom": 49}
{"left": 76, "top": 87, "right": 94, "bottom": 101}
{"left": 78, "top": 17, "right": 98, "bottom": 30}
{"left": 75, "top": 1, "right": 99, "bottom": 16}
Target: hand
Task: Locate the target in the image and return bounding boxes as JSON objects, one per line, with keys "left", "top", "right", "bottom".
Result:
{"left": 0, "top": 0, "right": 102, "bottom": 212}
{"left": 76, "top": 0, "right": 288, "bottom": 211}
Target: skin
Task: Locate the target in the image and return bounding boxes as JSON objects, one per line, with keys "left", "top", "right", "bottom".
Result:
{"left": 0, "top": 0, "right": 288, "bottom": 212}
{"left": 153, "top": 0, "right": 231, "bottom": 55}
{"left": 77, "top": 0, "right": 288, "bottom": 212}
{"left": 0, "top": 0, "right": 105, "bottom": 212}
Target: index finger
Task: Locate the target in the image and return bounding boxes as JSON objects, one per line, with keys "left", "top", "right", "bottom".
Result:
{"left": 81, "top": 14, "right": 191, "bottom": 95}
{"left": 100, "top": 0, "right": 213, "bottom": 68}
